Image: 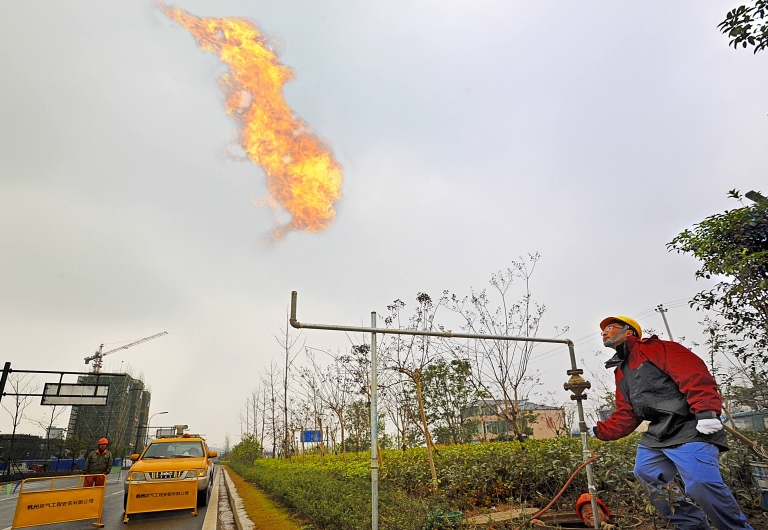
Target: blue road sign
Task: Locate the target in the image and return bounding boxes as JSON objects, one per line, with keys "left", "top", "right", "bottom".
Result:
{"left": 302, "top": 430, "right": 322, "bottom": 443}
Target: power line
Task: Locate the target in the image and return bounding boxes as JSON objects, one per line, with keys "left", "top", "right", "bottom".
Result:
{"left": 526, "top": 297, "right": 696, "bottom": 367}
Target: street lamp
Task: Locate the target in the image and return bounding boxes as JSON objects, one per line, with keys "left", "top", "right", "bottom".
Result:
{"left": 145, "top": 411, "right": 168, "bottom": 446}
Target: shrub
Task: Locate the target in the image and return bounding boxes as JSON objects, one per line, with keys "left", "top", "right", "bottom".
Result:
{"left": 228, "top": 431, "right": 766, "bottom": 528}
{"left": 229, "top": 434, "right": 263, "bottom": 465}
{"left": 229, "top": 460, "right": 436, "bottom": 530}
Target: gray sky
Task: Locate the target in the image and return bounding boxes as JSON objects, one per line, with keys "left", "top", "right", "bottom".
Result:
{"left": 1, "top": 1, "right": 766, "bottom": 448}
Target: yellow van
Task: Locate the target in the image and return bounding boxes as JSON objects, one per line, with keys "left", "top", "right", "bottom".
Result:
{"left": 124, "top": 434, "right": 217, "bottom": 509}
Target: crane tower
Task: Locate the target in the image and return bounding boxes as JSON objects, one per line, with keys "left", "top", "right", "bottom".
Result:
{"left": 85, "top": 331, "right": 168, "bottom": 373}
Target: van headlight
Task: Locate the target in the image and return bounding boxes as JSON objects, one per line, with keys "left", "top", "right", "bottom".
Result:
{"left": 129, "top": 472, "right": 146, "bottom": 482}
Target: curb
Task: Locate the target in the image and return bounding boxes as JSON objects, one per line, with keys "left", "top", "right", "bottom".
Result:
{"left": 222, "top": 467, "right": 255, "bottom": 530}
{"left": 201, "top": 466, "right": 221, "bottom": 530}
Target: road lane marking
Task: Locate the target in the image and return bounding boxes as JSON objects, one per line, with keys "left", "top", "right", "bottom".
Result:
{"left": 202, "top": 469, "right": 220, "bottom": 530}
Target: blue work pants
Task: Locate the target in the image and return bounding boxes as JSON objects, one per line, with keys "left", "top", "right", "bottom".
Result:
{"left": 634, "top": 442, "right": 753, "bottom": 530}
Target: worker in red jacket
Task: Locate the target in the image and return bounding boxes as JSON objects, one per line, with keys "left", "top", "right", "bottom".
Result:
{"left": 594, "top": 316, "right": 752, "bottom": 530}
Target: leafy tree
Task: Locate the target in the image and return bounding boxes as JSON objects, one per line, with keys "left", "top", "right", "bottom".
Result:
{"left": 697, "top": 315, "right": 768, "bottom": 415}
{"left": 65, "top": 435, "right": 88, "bottom": 470}
{"left": 668, "top": 190, "right": 768, "bottom": 364}
{"left": 343, "top": 399, "right": 384, "bottom": 452}
{"left": 419, "top": 359, "right": 482, "bottom": 445}
{"left": 726, "top": 370, "right": 768, "bottom": 412}
{"left": 719, "top": 1, "right": 768, "bottom": 53}
{"left": 229, "top": 433, "right": 263, "bottom": 465}
{"left": 344, "top": 399, "right": 370, "bottom": 452}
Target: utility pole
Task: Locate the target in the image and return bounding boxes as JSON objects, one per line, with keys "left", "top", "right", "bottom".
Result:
{"left": 655, "top": 304, "right": 674, "bottom": 341}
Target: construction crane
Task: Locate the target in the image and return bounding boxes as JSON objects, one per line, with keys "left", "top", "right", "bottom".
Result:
{"left": 85, "top": 332, "right": 168, "bottom": 373}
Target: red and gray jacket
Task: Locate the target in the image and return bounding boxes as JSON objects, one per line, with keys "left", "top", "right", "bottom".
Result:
{"left": 594, "top": 335, "right": 728, "bottom": 451}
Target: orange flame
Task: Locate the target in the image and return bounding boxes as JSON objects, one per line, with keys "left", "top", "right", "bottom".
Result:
{"left": 162, "top": 4, "right": 343, "bottom": 240}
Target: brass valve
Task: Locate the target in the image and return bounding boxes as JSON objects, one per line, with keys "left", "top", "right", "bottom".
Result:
{"left": 564, "top": 368, "right": 591, "bottom": 401}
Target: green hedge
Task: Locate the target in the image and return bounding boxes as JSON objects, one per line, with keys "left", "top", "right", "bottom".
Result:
{"left": 228, "top": 459, "right": 441, "bottom": 530}
{"left": 229, "top": 431, "right": 768, "bottom": 528}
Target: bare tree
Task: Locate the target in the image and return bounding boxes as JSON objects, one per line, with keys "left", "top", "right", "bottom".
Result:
{"left": 223, "top": 432, "right": 231, "bottom": 457}
{"left": 261, "top": 363, "right": 282, "bottom": 458}
{"left": 250, "top": 388, "right": 260, "bottom": 438}
{"left": 301, "top": 350, "right": 356, "bottom": 461}
{"left": 381, "top": 293, "right": 444, "bottom": 489}
{"left": 291, "top": 399, "right": 313, "bottom": 459}
{"left": 442, "top": 254, "right": 566, "bottom": 442}
{"left": 580, "top": 355, "right": 619, "bottom": 428}
{"left": 296, "top": 367, "right": 329, "bottom": 464}
{"left": 1, "top": 373, "right": 38, "bottom": 472}
{"left": 381, "top": 382, "right": 417, "bottom": 451}
{"left": 259, "top": 386, "right": 268, "bottom": 451}
{"left": 31, "top": 405, "right": 68, "bottom": 469}
{"left": 274, "top": 311, "right": 304, "bottom": 459}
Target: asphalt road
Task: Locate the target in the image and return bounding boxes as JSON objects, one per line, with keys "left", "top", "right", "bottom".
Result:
{"left": 0, "top": 472, "right": 213, "bottom": 530}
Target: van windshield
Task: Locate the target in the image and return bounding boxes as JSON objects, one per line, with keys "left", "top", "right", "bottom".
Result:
{"left": 143, "top": 441, "right": 205, "bottom": 459}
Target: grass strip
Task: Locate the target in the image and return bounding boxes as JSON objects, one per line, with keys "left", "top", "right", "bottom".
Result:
{"left": 225, "top": 465, "right": 308, "bottom": 530}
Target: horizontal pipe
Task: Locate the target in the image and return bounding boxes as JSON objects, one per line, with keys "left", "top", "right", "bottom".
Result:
{"left": 289, "top": 291, "right": 573, "bottom": 346}
{"left": 7, "top": 369, "right": 126, "bottom": 376}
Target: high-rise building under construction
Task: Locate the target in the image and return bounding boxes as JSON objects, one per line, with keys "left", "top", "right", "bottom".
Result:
{"left": 66, "top": 373, "right": 151, "bottom": 456}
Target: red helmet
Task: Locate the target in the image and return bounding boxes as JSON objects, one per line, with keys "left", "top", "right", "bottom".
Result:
{"left": 575, "top": 493, "right": 610, "bottom": 523}
{"left": 98, "top": 438, "right": 109, "bottom": 445}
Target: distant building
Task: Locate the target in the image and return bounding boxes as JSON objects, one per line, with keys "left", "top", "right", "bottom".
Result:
{"left": 66, "top": 373, "right": 151, "bottom": 455}
{"left": 730, "top": 410, "right": 768, "bottom": 431}
{"left": 463, "top": 398, "right": 566, "bottom": 440}
{"left": 46, "top": 426, "right": 65, "bottom": 440}
{"left": 0, "top": 434, "right": 48, "bottom": 461}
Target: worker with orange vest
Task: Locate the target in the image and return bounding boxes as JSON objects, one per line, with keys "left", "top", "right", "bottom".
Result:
{"left": 83, "top": 437, "right": 112, "bottom": 487}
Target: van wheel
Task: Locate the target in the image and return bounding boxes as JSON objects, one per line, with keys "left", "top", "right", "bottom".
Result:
{"left": 197, "top": 485, "right": 209, "bottom": 507}
{"left": 123, "top": 492, "right": 128, "bottom": 510}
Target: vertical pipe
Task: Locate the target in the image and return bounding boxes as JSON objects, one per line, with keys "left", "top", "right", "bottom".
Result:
{"left": 370, "top": 312, "right": 379, "bottom": 530}
{"left": 0, "top": 362, "right": 9, "bottom": 475}
{"left": 569, "top": 343, "right": 601, "bottom": 529}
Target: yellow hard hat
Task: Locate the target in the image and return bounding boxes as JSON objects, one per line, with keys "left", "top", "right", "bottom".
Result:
{"left": 599, "top": 316, "right": 642, "bottom": 339}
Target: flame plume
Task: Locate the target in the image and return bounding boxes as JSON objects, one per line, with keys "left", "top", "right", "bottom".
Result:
{"left": 162, "top": 5, "right": 343, "bottom": 240}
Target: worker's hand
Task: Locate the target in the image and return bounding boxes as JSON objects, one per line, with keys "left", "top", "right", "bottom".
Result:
{"left": 696, "top": 418, "right": 723, "bottom": 434}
